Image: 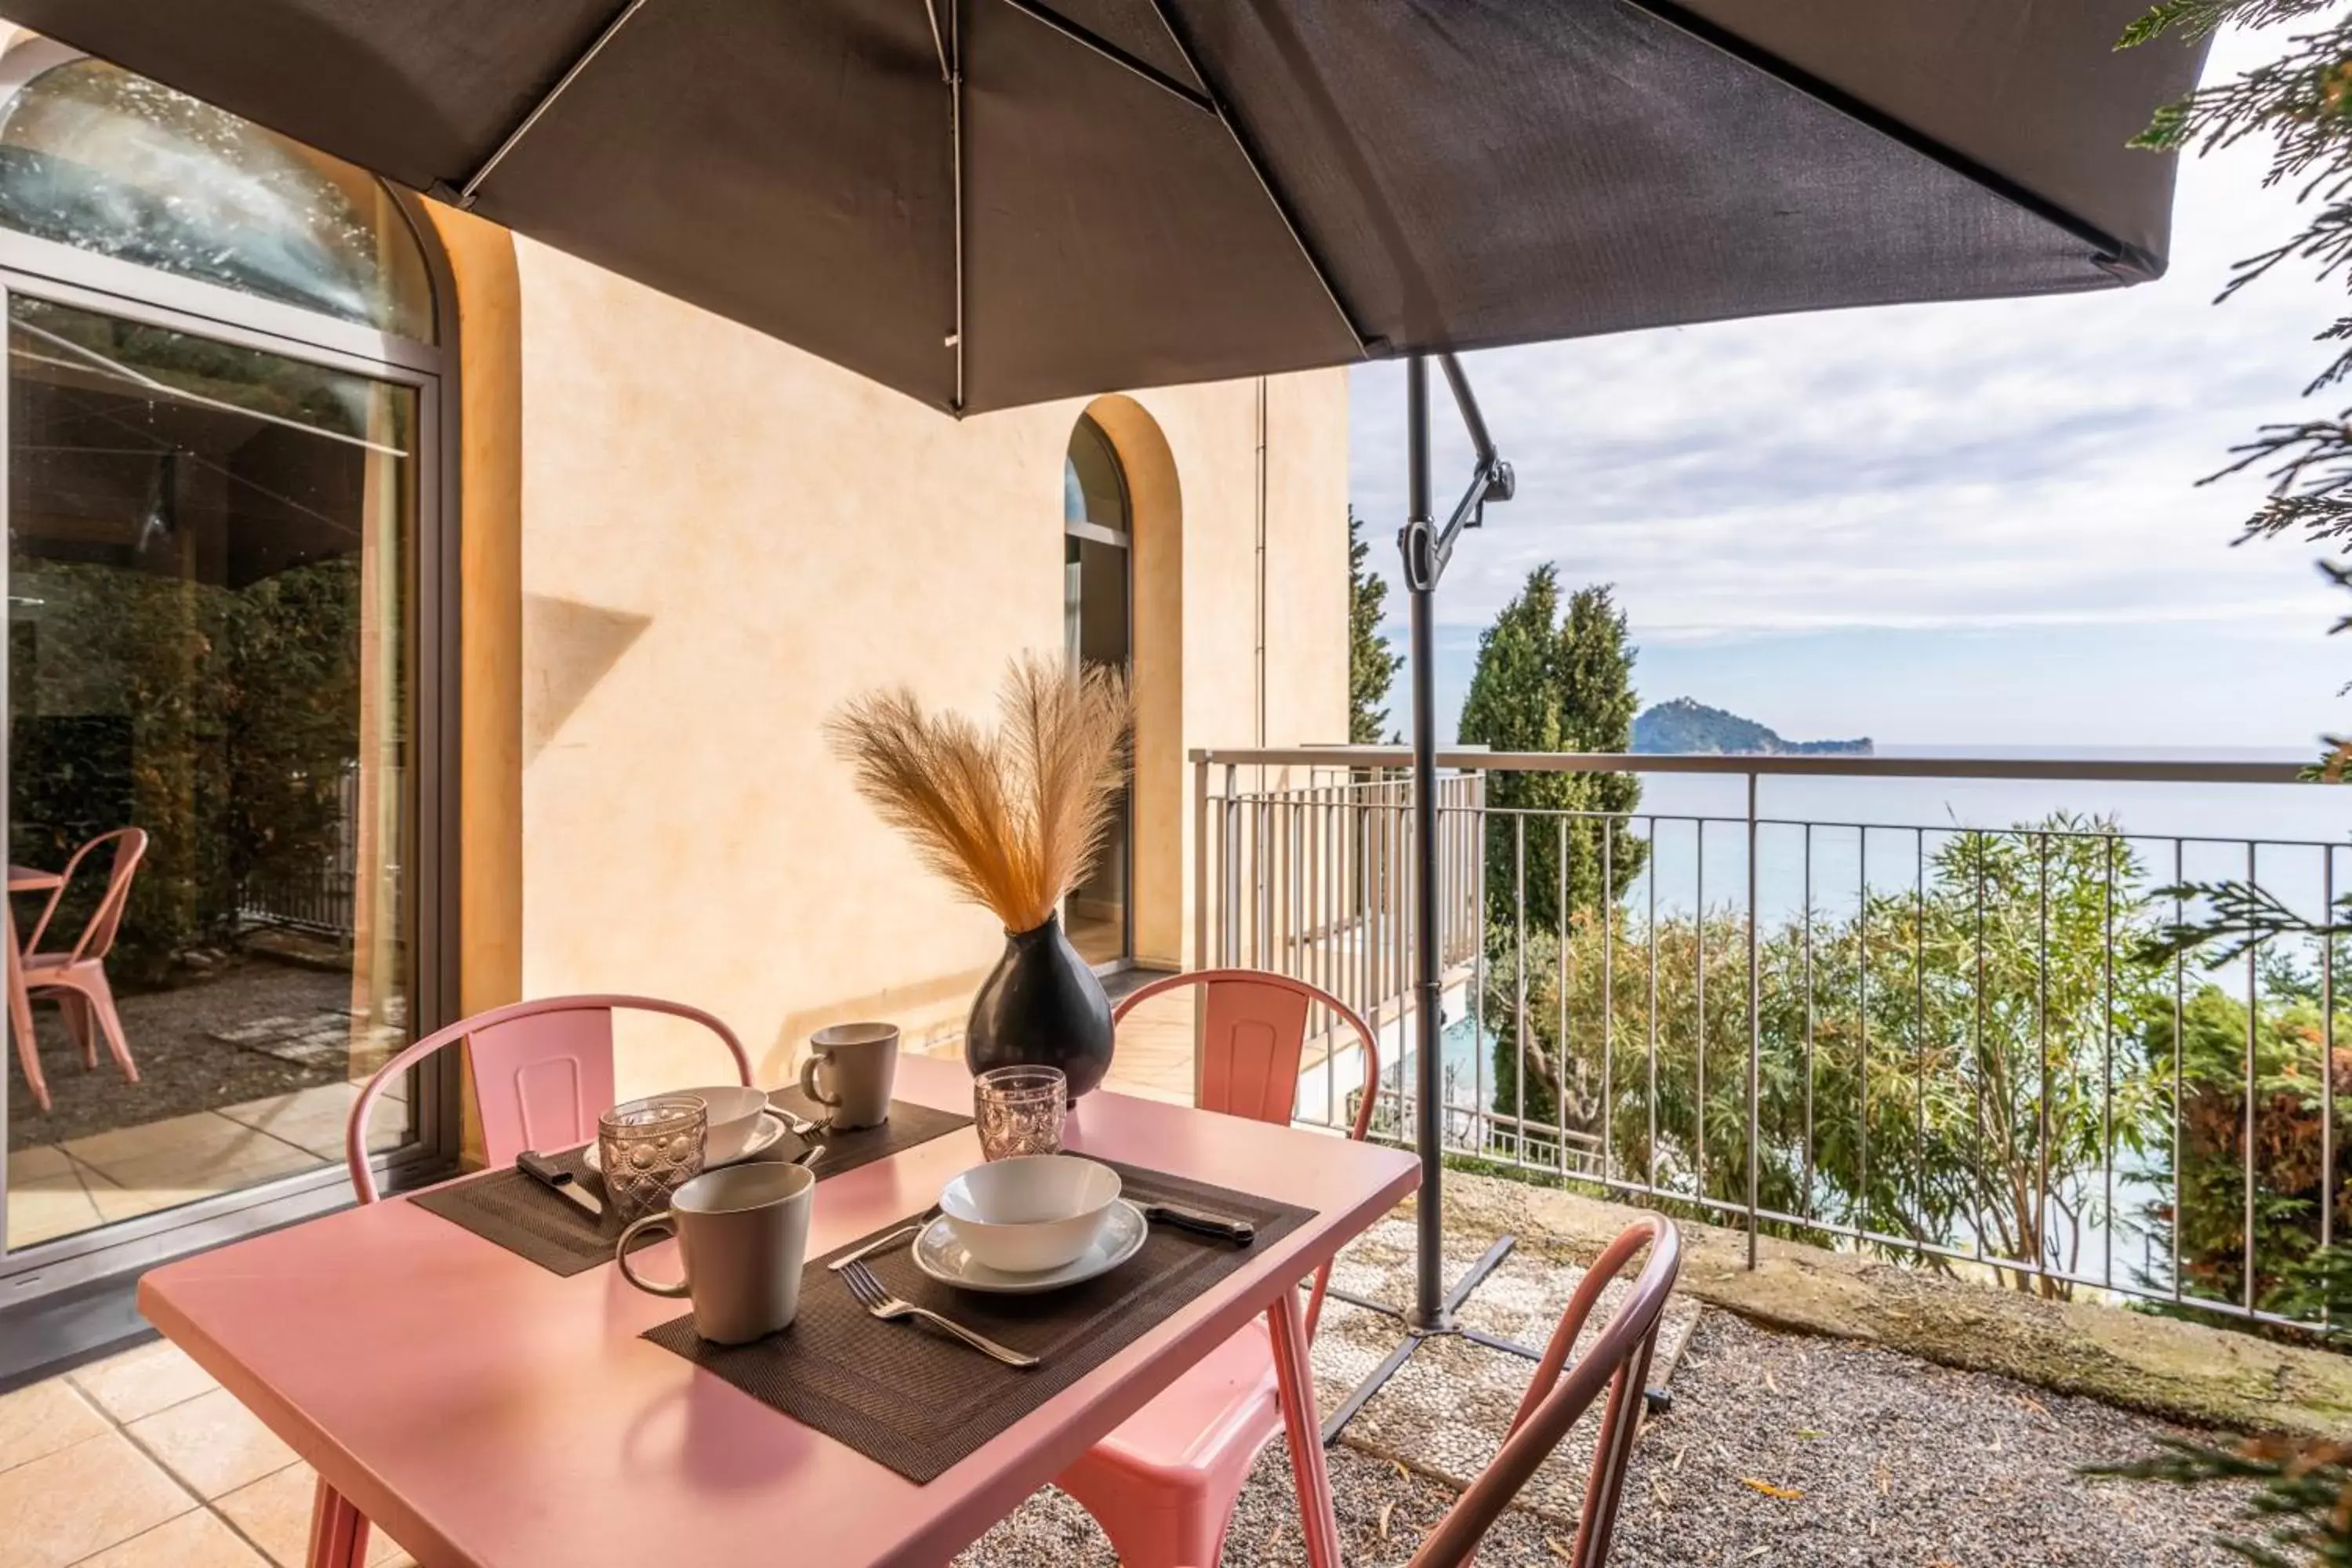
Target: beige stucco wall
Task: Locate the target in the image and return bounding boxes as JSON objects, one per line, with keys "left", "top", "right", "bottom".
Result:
{"left": 500, "top": 237, "right": 1347, "bottom": 1094}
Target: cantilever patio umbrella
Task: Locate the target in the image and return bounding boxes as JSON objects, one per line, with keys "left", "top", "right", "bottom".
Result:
{"left": 5, "top": 0, "right": 2211, "bottom": 1416}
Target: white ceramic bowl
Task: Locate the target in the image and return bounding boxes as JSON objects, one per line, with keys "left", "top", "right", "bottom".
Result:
{"left": 682, "top": 1085, "right": 773, "bottom": 1164}
{"left": 940, "top": 1155, "right": 1123, "bottom": 1274}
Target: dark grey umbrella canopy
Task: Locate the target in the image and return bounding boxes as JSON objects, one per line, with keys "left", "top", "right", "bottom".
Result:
{"left": 0, "top": 1, "right": 2207, "bottom": 415}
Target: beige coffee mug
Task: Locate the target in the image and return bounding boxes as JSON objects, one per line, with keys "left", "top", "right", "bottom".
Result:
{"left": 616, "top": 1162, "right": 814, "bottom": 1345}
{"left": 799, "top": 1022, "right": 898, "bottom": 1131}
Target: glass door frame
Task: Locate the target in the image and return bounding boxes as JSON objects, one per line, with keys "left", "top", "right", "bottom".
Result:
{"left": 0, "top": 213, "right": 463, "bottom": 1299}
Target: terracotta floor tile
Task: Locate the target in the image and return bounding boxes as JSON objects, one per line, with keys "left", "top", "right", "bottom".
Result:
{"left": 7, "top": 1143, "right": 72, "bottom": 1182}
{"left": 77, "top": 1138, "right": 325, "bottom": 1226}
{"left": 212, "top": 1465, "right": 412, "bottom": 1568}
{"left": 215, "top": 1083, "right": 405, "bottom": 1163}
{"left": 68, "top": 1340, "right": 218, "bottom": 1425}
{"left": 124, "top": 1388, "right": 296, "bottom": 1501}
{"left": 0, "top": 1431, "right": 191, "bottom": 1568}
{"left": 0, "top": 1379, "right": 105, "bottom": 1474}
{"left": 3, "top": 1173, "right": 101, "bottom": 1250}
{"left": 72, "top": 1508, "right": 267, "bottom": 1568}
{"left": 78, "top": 1128, "right": 321, "bottom": 1194}
{"left": 205, "top": 1465, "right": 310, "bottom": 1568}
{"left": 62, "top": 1112, "right": 255, "bottom": 1170}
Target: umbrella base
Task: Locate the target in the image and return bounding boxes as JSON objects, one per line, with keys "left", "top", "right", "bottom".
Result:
{"left": 1318, "top": 1234, "right": 1670, "bottom": 1446}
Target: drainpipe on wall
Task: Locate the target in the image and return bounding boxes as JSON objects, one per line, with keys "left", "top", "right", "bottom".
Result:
{"left": 1254, "top": 375, "right": 1268, "bottom": 758}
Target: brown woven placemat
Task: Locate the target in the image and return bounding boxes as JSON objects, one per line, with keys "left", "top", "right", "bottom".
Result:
{"left": 408, "top": 1146, "right": 637, "bottom": 1277}
{"left": 641, "top": 1162, "right": 1314, "bottom": 1483}
{"left": 768, "top": 1087, "right": 972, "bottom": 1178}
{"left": 410, "top": 1095, "right": 975, "bottom": 1276}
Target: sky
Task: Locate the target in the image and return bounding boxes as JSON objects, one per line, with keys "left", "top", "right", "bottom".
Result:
{"left": 1348, "top": 18, "right": 2347, "bottom": 753}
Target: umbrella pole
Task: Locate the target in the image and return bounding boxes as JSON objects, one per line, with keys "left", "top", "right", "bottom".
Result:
{"left": 1319, "top": 353, "right": 1525, "bottom": 1436}
{"left": 1404, "top": 356, "right": 1450, "bottom": 1332}
{"left": 1319, "top": 354, "right": 1671, "bottom": 1443}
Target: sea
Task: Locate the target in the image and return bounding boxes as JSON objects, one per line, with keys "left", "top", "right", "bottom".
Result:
{"left": 1412, "top": 743, "right": 2350, "bottom": 1296}
{"left": 1604, "top": 742, "right": 2347, "bottom": 929}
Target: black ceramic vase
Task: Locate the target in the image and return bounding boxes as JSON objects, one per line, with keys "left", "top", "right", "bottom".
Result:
{"left": 964, "top": 913, "right": 1114, "bottom": 1101}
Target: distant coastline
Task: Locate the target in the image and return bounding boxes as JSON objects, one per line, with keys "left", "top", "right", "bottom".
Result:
{"left": 1632, "top": 697, "right": 1872, "bottom": 757}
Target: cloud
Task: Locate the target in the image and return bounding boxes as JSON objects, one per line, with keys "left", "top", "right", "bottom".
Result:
{"left": 1347, "top": 20, "right": 2347, "bottom": 654}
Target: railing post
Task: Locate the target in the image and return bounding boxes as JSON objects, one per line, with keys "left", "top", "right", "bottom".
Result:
{"left": 1194, "top": 755, "right": 1210, "bottom": 1092}
{"left": 1222, "top": 763, "right": 1239, "bottom": 968}
{"left": 1746, "top": 769, "right": 1760, "bottom": 1270}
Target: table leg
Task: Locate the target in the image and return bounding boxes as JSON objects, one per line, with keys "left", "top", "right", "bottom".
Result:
{"left": 305, "top": 1475, "right": 372, "bottom": 1568}
{"left": 1267, "top": 1286, "right": 1343, "bottom": 1568}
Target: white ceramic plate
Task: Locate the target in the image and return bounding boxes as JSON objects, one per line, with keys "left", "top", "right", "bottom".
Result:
{"left": 912, "top": 1199, "right": 1146, "bottom": 1294}
{"left": 583, "top": 1111, "right": 791, "bottom": 1174}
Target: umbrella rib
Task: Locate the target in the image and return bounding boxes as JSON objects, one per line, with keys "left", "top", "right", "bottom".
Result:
{"left": 931, "top": 0, "right": 966, "bottom": 413}
{"left": 1140, "top": 0, "right": 1371, "bottom": 356}
{"left": 992, "top": 0, "right": 1214, "bottom": 115}
{"left": 1618, "top": 0, "right": 2154, "bottom": 278}
{"left": 450, "top": 0, "right": 651, "bottom": 210}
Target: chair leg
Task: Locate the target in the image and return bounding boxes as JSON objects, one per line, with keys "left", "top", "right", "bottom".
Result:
{"left": 85, "top": 978, "right": 136, "bottom": 1084}
{"left": 9, "top": 966, "right": 46, "bottom": 1114}
{"left": 305, "top": 1476, "right": 371, "bottom": 1568}
{"left": 57, "top": 995, "right": 93, "bottom": 1069}
{"left": 1268, "top": 1287, "right": 1344, "bottom": 1568}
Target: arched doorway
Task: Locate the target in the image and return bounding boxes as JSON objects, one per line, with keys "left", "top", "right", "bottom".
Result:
{"left": 0, "top": 38, "right": 452, "bottom": 1278}
{"left": 1063, "top": 413, "right": 1131, "bottom": 968}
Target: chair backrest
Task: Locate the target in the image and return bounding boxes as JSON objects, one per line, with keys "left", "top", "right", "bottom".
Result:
{"left": 1408, "top": 1215, "right": 1682, "bottom": 1568}
{"left": 25, "top": 827, "right": 147, "bottom": 964}
{"left": 1112, "top": 967, "right": 1379, "bottom": 1334}
{"left": 343, "top": 993, "right": 754, "bottom": 1203}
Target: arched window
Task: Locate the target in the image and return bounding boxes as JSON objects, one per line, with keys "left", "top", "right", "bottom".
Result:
{"left": 0, "top": 53, "right": 434, "bottom": 339}
{"left": 1064, "top": 413, "right": 1127, "bottom": 535}
{"left": 0, "top": 38, "right": 446, "bottom": 1269}
{"left": 1063, "top": 416, "right": 1131, "bottom": 968}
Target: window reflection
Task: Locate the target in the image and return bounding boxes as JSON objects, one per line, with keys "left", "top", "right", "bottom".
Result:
{"left": 0, "top": 57, "right": 434, "bottom": 340}
{"left": 1062, "top": 416, "right": 1131, "bottom": 968}
{"left": 5, "top": 296, "right": 416, "bottom": 1248}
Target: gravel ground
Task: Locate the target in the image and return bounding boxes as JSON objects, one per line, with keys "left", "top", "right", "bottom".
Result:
{"left": 7, "top": 958, "right": 348, "bottom": 1144}
{"left": 955, "top": 1312, "right": 2252, "bottom": 1567}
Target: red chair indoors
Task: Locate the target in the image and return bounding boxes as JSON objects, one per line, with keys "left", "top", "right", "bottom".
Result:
{"left": 19, "top": 827, "right": 148, "bottom": 1094}
{"left": 1054, "top": 967, "right": 1379, "bottom": 1568}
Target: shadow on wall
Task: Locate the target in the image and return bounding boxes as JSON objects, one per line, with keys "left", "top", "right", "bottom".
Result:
{"left": 522, "top": 593, "right": 652, "bottom": 761}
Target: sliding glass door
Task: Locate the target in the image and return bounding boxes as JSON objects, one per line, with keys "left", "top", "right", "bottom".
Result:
{"left": 0, "top": 40, "right": 454, "bottom": 1279}
{"left": 3, "top": 292, "right": 422, "bottom": 1252}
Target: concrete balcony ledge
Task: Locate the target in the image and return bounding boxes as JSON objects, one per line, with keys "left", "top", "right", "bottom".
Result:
{"left": 1434, "top": 1167, "right": 2352, "bottom": 1440}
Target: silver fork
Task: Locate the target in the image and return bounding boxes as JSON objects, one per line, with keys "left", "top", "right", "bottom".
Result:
{"left": 839, "top": 1261, "right": 1039, "bottom": 1368}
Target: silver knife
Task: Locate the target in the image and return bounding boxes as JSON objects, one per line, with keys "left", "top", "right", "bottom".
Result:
{"left": 517, "top": 1149, "right": 604, "bottom": 1219}
{"left": 828, "top": 1204, "right": 940, "bottom": 1272}
{"left": 1142, "top": 1203, "right": 1254, "bottom": 1246}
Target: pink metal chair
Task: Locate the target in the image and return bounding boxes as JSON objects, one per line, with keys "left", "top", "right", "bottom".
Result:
{"left": 1175, "top": 1214, "right": 1682, "bottom": 1568}
{"left": 19, "top": 827, "right": 148, "bottom": 1092}
{"left": 1054, "top": 967, "right": 1380, "bottom": 1568}
{"left": 327, "top": 994, "right": 754, "bottom": 1563}
{"left": 343, "top": 993, "right": 754, "bottom": 1203}
{"left": 1403, "top": 1214, "right": 1681, "bottom": 1567}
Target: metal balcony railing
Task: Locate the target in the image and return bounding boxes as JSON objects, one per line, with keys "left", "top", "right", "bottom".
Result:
{"left": 1193, "top": 746, "right": 2343, "bottom": 1330}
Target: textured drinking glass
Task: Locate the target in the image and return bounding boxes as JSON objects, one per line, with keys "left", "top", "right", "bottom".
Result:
{"left": 974, "top": 1065, "right": 1067, "bottom": 1160}
{"left": 598, "top": 1095, "right": 708, "bottom": 1225}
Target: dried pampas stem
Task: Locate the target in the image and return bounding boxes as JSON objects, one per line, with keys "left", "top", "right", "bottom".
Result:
{"left": 827, "top": 654, "right": 1132, "bottom": 934}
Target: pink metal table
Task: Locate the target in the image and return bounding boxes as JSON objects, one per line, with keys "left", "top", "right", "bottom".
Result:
{"left": 138, "top": 1053, "right": 1417, "bottom": 1568}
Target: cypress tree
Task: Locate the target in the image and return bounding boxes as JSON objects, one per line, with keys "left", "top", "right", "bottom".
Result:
{"left": 1347, "top": 506, "right": 1403, "bottom": 745}
{"left": 1458, "top": 568, "right": 1646, "bottom": 937}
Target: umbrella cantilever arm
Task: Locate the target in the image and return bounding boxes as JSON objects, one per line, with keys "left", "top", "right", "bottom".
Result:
{"left": 1401, "top": 351, "right": 1512, "bottom": 593}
